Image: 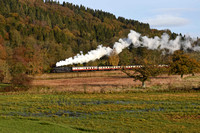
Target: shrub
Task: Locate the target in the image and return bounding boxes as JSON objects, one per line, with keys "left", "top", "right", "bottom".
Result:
{"left": 0, "top": 70, "right": 4, "bottom": 83}
{"left": 11, "top": 74, "right": 32, "bottom": 87}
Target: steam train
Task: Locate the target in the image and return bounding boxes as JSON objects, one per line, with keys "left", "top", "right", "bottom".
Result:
{"left": 52, "top": 65, "right": 168, "bottom": 73}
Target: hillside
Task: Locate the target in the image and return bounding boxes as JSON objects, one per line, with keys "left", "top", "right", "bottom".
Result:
{"left": 0, "top": 0, "right": 199, "bottom": 83}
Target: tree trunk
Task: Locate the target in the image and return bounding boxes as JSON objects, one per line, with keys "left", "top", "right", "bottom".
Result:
{"left": 181, "top": 74, "right": 183, "bottom": 78}
{"left": 142, "top": 81, "right": 146, "bottom": 88}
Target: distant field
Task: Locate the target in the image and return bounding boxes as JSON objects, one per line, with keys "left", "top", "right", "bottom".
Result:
{"left": 0, "top": 92, "right": 200, "bottom": 132}
{"left": 31, "top": 71, "right": 200, "bottom": 93}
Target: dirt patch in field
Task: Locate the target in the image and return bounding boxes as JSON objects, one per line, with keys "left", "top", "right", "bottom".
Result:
{"left": 30, "top": 71, "right": 200, "bottom": 93}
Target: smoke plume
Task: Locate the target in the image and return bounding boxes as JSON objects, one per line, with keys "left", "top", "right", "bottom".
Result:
{"left": 56, "top": 30, "right": 199, "bottom": 67}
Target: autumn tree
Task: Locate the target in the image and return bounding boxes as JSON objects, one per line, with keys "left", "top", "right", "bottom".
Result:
{"left": 188, "top": 58, "right": 200, "bottom": 76}
{"left": 0, "top": 70, "right": 4, "bottom": 83}
{"left": 122, "top": 58, "right": 163, "bottom": 88}
{"left": 119, "top": 49, "right": 133, "bottom": 65}
{"left": 9, "top": 46, "right": 33, "bottom": 87}
{"left": 108, "top": 52, "right": 119, "bottom": 66}
{"left": 169, "top": 50, "right": 200, "bottom": 78}
{"left": 0, "top": 35, "right": 10, "bottom": 83}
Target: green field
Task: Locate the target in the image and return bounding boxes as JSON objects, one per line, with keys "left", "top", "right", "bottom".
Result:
{"left": 0, "top": 91, "right": 200, "bottom": 132}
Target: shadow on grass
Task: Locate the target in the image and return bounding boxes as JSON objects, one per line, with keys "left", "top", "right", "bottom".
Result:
{"left": 73, "top": 127, "right": 97, "bottom": 132}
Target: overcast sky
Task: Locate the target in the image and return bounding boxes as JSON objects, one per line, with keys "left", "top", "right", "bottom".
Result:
{"left": 58, "top": 0, "right": 200, "bottom": 37}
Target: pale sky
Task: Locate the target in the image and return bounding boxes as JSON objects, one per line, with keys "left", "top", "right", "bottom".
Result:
{"left": 58, "top": 0, "right": 200, "bottom": 38}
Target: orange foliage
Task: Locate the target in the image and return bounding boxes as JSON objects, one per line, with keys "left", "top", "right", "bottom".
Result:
{"left": 0, "top": 36, "right": 7, "bottom": 60}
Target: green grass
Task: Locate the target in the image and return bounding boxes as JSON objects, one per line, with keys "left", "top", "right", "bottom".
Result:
{"left": 0, "top": 117, "right": 79, "bottom": 133}
{"left": 0, "top": 92, "right": 200, "bottom": 132}
{"left": 0, "top": 84, "right": 10, "bottom": 88}
{"left": 0, "top": 84, "right": 11, "bottom": 92}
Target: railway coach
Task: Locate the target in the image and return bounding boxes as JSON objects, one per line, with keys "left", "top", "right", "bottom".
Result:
{"left": 52, "top": 65, "right": 146, "bottom": 73}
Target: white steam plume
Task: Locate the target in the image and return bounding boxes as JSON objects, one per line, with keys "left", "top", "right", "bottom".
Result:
{"left": 56, "top": 30, "right": 200, "bottom": 67}
{"left": 56, "top": 45, "right": 112, "bottom": 66}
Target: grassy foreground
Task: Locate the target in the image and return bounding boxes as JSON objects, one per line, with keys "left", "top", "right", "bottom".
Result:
{"left": 0, "top": 91, "right": 200, "bottom": 132}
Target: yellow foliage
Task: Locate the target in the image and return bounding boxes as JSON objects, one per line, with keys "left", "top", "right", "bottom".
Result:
{"left": 108, "top": 52, "right": 119, "bottom": 66}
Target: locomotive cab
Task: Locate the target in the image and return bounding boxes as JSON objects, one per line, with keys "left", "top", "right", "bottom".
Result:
{"left": 52, "top": 67, "right": 72, "bottom": 73}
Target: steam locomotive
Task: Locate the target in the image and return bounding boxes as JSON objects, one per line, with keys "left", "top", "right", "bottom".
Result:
{"left": 52, "top": 65, "right": 168, "bottom": 73}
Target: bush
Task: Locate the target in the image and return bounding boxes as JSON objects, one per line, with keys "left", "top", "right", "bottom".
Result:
{"left": 11, "top": 74, "right": 32, "bottom": 87}
{"left": 0, "top": 70, "right": 4, "bottom": 82}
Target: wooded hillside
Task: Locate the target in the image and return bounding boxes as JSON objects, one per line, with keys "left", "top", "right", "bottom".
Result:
{"left": 0, "top": 0, "right": 199, "bottom": 84}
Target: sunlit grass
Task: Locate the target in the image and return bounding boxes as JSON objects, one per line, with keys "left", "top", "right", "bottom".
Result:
{"left": 0, "top": 117, "right": 78, "bottom": 133}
